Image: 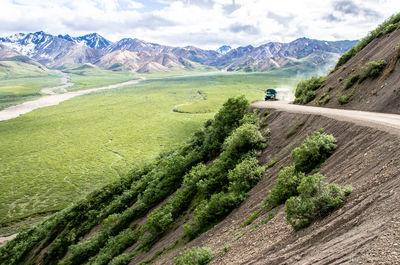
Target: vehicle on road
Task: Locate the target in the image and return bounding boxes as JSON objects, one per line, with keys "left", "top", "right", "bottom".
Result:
{"left": 264, "top": 89, "right": 277, "bottom": 100}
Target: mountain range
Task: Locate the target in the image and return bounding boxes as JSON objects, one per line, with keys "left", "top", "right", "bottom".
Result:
{"left": 0, "top": 31, "right": 358, "bottom": 73}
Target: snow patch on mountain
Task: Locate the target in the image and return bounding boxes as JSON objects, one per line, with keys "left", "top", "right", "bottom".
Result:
{"left": 217, "top": 45, "right": 232, "bottom": 54}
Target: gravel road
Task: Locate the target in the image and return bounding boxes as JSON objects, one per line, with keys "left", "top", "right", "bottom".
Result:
{"left": 252, "top": 100, "right": 400, "bottom": 136}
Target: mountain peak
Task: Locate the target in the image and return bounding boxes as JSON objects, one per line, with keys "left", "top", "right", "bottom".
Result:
{"left": 75, "top": 33, "right": 111, "bottom": 49}
{"left": 33, "top": 30, "right": 46, "bottom": 35}
{"left": 217, "top": 45, "right": 232, "bottom": 54}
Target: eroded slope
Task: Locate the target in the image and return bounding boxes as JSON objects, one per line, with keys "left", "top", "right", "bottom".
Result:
{"left": 304, "top": 18, "right": 400, "bottom": 114}
{"left": 151, "top": 110, "right": 400, "bottom": 264}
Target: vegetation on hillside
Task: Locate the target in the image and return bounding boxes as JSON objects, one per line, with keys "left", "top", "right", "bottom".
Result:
{"left": 293, "top": 76, "right": 325, "bottom": 104}
{"left": 337, "top": 90, "right": 356, "bottom": 105}
{"left": 334, "top": 12, "right": 400, "bottom": 70}
{"left": 174, "top": 246, "right": 213, "bottom": 265}
{"left": 286, "top": 173, "right": 352, "bottom": 231}
{"left": 294, "top": 11, "right": 395, "bottom": 106}
{"left": 358, "top": 60, "right": 387, "bottom": 83}
{"left": 341, "top": 74, "right": 359, "bottom": 90}
{"left": 264, "top": 129, "right": 351, "bottom": 230}
{"left": 1, "top": 72, "right": 297, "bottom": 230}
{"left": 0, "top": 96, "right": 268, "bottom": 265}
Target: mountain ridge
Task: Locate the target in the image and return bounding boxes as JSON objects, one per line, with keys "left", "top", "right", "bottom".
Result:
{"left": 0, "top": 31, "right": 358, "bottom": 73}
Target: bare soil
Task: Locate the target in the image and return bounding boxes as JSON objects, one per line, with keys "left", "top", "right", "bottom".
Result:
{"left": 149, "top": 104, "right": 400, "bottom": 265}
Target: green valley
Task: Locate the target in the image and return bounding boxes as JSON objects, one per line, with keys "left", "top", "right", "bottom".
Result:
{"left": 0, "top": 70, "right": 300, "bottom": 231}
{"left": 0, "top": 60, "right": 62, "bottom": 110}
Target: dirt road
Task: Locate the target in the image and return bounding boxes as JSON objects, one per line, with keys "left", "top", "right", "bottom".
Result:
{"left": 0, "top": 78, "right": 145, "bottom": 121}
{"left": 252, "top": 100, "right": 400, "bottom": 136}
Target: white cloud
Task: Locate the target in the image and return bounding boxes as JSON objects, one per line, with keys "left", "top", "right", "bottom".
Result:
{"left": 0, "top": 0, "right": 399, "bottom": 49}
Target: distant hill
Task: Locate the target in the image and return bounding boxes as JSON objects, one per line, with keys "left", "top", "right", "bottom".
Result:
{"left": 295, "top": 13, "right": 400, "bottom": 114}
{"left": 0, "top": 31, "right": 357, "bottom": 73}
{"left": 0, "top": 44, "right": 49, "bottom": 76}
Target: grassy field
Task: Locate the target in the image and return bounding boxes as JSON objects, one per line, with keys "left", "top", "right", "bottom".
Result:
{"left": 63, "top": 64, "right": 218, "bottom": 91}
{"left": 62, "top": 65, "right": 139, "bottom": 91}
{"left": 0, "top": 61, "right": 62, "bottom": 110}
{"left": 0, "top": 70, "right": 300, "bottom": 230}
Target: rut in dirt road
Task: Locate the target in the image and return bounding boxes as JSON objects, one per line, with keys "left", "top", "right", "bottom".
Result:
{"left": 252, "top": 100, "right": 400, "bottom": 136}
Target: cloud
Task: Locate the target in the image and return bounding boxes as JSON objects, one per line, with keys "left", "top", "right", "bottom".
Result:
{"left": 229, "top": 23, "right": 260, "bottom": 35}
{"left": 333, "top": 0, "right": 359, "bottom": 15}
{"left": 323, "top": 14, "right": 343, "bottom": 22}
{"left": 333, "top": 0, "right": 380, "bottom": 18}
{"left": 268, "top": 11, "right": 294, "bottom": 26}
{"left": 0, "top": 0, "right": 399, "bottom": 49}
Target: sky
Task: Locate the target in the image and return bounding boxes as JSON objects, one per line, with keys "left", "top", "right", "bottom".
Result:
{"left": 1, "top": 0, "right": 399, "bottom": 49}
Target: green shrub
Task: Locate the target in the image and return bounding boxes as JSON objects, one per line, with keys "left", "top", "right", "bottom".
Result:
{"left": 197, "top": 123, "right": 265, "bottom": 196}
{"left": 239, "top": 112, "right": 259, "bottom": 126}
{"left": 383, "top": 23, "right": 398, "bottom": 35}
{"left": 145, "top": 205, "right": 174, "bottom": 237}
{"left": 358, "top": 60, "right": 387, "bottom": 83}
{"left": 174, "top": 246, "right": 213, "bottom": 265}
{"left": 228, "top": 157, "right": 264, "bottom": 195}
{"left": 184, "top": 192, "right": 241, "bottom": 238}
{"left": 292, "top": 129, "right": 337, "bottom": 173}
{"left": 89, "top": 228, "right": 139, "bottom": 265}
{"left": 259, "top": 212, "right": 275, "bottom": 225}
{"left": 109, "top": 253, "right": 133, "bottom": 265}
{"left": 241, "top": 209, "right": 262, "bottom": 227}
{"left": 316, "top": 93, "right": 331, "bottom": 105}
{"left": 337, "top": 90, "right": 355, "bottom": 105}
{"left": 202, "top": 96, "right": 250, "bottom": 159}
{"left": 342, "top": 74, "right": 359, "bottom": 90}
{"left": 264, "top": 165, "right": 305, "bottom": 208}
{"left": 294, "top": 76, "right": 324, "bottom": 104}
{"left": 285, "top": 173, "right": 352, "bottom": 231}
{"left": 223, "top": 123, "right": 265, "bottom": 155}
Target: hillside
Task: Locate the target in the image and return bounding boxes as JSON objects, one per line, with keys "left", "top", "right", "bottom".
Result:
{"left": 152, "top": 108, "right": 400, "bottom": 265}
{"left": 0, "top": 32, "right": 356, "bottom": 73}
{"left": 0, "top": 47, "right": 63, "bottom": 110}
{"left": 1, "top": 95, "right": 399, "bottom": 264}
{"left": 294, "top": 14, "right": 400, "bottom": 114}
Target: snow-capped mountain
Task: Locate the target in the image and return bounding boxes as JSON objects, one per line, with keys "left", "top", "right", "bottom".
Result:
{"left": 0, "top": 31, "right": 358, "bottom": 72}
{"left": 212, "top": 38, "right": 358, "bottom": 71}
{"left": 59, "top": 33, "right": 111, "bottom": 50}
{"left": 0, "top": 31, "right": 73, "bottom": 60}
{"left": 217, "top": 45, "right": 232, "bottom": 54}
